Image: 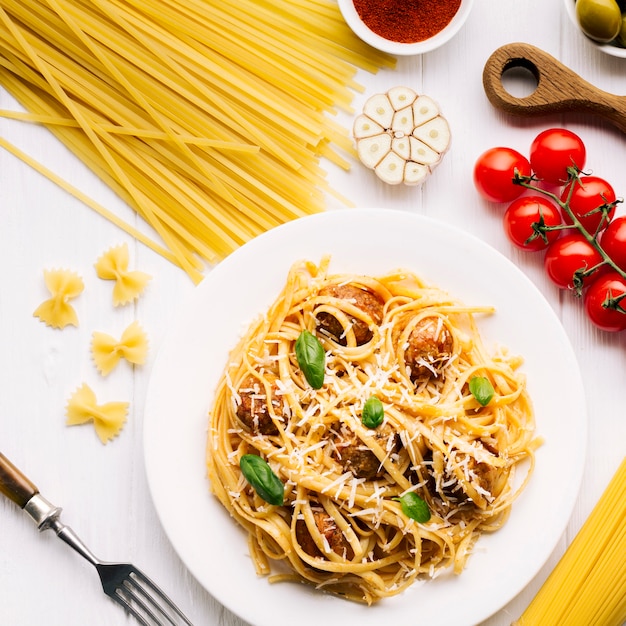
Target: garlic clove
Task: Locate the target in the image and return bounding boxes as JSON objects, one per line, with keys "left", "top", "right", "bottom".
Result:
{"left": 357, "top": 134, "right": 392, "bottom": 169}
{"left": 392, "top": 136, "right": 411, "bottom": 160}
{"left": 404, "top": 162, "right": 430, "bottom": 186}
{"left": 413, "top": 117, "right": 451, "bottom": 154}
{"left": 375, "top": 152, "right": 406, "bottom": 185}
{"left": 409, "top": 137, "right": 441, "bottom": 166}
{"left": 412, "top": 95, "right": 440, "bottom": 126}
{"left": 387, "top": 86, "right": 417, "bottom": 111}
{"left": 353, "top": 114, "right": 385, "bottom": 139}
{"left": 391, "top": 106, "right": 414, "bottom": 137}
{"left": 362, "top": 93, "right": 394, "bottom": 129}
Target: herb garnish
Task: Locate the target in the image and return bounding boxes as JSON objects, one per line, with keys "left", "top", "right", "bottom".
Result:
{"left": 239, "top": 454, "right": 284, "bottom": 506}
{"left": 469, "top": 376, "right": 495, "bottom": 406}
{"left": 394, "top": 492, "right": 431, "bottom": 523}
{"left": 362, "top": 396, "right": 384, "bottom": 429}
{"left": 295, "top": 330, "right": 325, "bottom": 389}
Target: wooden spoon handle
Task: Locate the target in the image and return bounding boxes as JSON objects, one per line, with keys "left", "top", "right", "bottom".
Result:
{"left": 483, "top": 42, "right": 626, "bottom": 134}
{"left": 0, "top": 453, "right": 38, "bottom": 508}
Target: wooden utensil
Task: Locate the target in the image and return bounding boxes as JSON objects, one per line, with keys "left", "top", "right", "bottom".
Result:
{"left": 482, "top": 42, "right": 626, "bottom": 133}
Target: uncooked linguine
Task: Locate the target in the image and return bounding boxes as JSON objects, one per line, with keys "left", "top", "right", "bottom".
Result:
{"left": 206, "top": 257, "right": 539, "bottom": 604}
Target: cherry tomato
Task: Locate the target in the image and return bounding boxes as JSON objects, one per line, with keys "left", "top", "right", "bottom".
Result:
{"left": 561, "top": 176, "right": 616, "bottom": 234}
{"left": 584, "top": 272, "right": 626, "bottom": 332}
{"left": 544, "top": 233, "right": 603, "bottom": 290}
{"left": 600, "top": 215, "right": 626, "bottom": 272}
{"left": 503, "top": 196, "right": 562, "bottom": 251}
{"left": 473, "top": 147, "right": 531, "bottom": 202}
{"left": 529, "top": 129, "right": 586, "bottom": 185}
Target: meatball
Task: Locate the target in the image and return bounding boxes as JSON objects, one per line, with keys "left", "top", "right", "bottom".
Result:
{"left": 465, "top": 458, "right": 498, "bottom": 501}
{"left": 333, "top": 426, "right": 399, "bottom": 479}
{"left": 235, "top": 374, "right": 284, "bottom": 435}
{"left": 405, "top": 316, "right": 453, "bottom": 381}
{"left": 295, "top": 509, "right": 353, "bottom": 559}
{"left": 316, "top": 284, "right": 384, "bottom": 346}
{"left": 431, "top": 450, "right": 498, "bottom": 507}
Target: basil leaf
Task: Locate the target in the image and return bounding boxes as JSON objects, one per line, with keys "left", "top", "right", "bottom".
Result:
{"left": 469, "top": 376, "right": 495, "bottom": 406}
{"left": 395, "top": 492, "right": 430, "bottom": 523}
{"left": 239, "top": 454, "right": 284, "bottom": 506}
{"left": 295, "top": 330, "right": 325, "bottom": 389}
{"left": 362, "top": 396, "right": 384, "bottom": 429}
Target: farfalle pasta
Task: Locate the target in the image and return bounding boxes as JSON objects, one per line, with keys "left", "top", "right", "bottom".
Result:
{"left": 91, "top": 321, "right": 149, "bottom": 376}
{"left": 95, "top": 243, "right": 151, "bottom": 306}
{"left": 33, "top": 269, "right": 84, "bottom": 328}
{"left": 66, "top": 383, "right": 129, "bottom": 444}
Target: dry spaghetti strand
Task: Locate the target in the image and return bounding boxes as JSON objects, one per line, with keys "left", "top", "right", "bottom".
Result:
{"left": 0, "top": 0, "right": 395, "bottom": 281}
{"left": 514, "top": 457, "right": 626, "bottom": 626}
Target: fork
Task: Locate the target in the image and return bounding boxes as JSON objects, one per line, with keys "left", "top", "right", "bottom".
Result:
{"left": 0, "top": 452, "right": 194, "bottom": 626}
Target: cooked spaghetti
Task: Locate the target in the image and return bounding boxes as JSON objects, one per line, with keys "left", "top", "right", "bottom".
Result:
{"left": 206, "top": 257, "right": 540, "bottom": 604}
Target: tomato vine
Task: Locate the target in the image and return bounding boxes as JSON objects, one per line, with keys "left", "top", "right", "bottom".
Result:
{"left": 474, "top": 128, "right": 626, "bottom": 332}
{"left": 515, "top": 165, "right": 626, "bottom": 328}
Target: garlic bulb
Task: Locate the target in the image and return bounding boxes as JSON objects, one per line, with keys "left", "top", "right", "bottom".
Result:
{"left": 353, "top": 87, "right": 450, "bottom": 186}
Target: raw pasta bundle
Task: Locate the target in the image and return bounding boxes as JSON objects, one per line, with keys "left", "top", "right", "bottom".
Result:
{"left": 66, "top": 383, "right": 129, "bottom": 444}
{"left": 33, "top": 268, "right": 84, "bottom": 328}
{"left": 91, "top": 320, "right": 148, "bottom": 376}
{"left": 94, "top": 243, "right": 151, "bottom": 306}
{"left": 0, "top": 0, "right": 395, "bottom": 280}
{"left": 514, "top": 457, "right": 626, "bottom": 626}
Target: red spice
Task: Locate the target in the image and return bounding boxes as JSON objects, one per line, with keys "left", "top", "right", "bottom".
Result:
{"left": 353, "top": 0, "right": 462, "bottom": 44}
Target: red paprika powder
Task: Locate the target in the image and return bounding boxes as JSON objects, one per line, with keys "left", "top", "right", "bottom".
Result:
{"left": 353, "top": 0, "right": 462, "bottom": 44}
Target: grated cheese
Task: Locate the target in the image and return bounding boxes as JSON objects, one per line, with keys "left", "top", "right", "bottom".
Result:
{"left": 205, "top": 258, "right": 539, "bottom": 602}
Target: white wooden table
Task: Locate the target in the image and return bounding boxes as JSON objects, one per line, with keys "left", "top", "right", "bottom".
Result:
{"left": 1, "top": 1, "right": 624, "bottom": 624}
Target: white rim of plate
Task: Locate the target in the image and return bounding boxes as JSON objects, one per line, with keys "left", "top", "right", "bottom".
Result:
{"left": 143, "top": 208, "right": 587, "bottom": 626}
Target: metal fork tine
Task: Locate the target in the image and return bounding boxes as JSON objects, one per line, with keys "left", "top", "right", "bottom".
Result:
{"left": 111, "top": 589, "right": 152, "bottom": 626}
{"left": 130, "top": 571, "right": 194, "bottom": 626}
{"left": 120, "top": 581, "right": 170, "bottom": 625}
{"left": 123, "top": 576, "right": 178, "bottom": 626}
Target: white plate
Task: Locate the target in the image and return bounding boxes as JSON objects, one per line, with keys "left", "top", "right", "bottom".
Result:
{"left": 144, "top": 208, "right": 586, "bottom": 626}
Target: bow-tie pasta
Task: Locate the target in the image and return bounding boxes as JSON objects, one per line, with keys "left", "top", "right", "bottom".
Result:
{"left": 95, "top": 243, "right": 151, "bottom": 306}
{"left": 66, "top": 383, "right": 129, "bottom": 444}
{"left": 33, "top": 269, "right": 84, "bottom": 329}
{"left": 91, "top": 321, "right": 149, "bottom": 376}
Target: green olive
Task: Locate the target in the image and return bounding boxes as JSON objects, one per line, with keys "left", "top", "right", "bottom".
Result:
{"left": 575, "top": 0, "right": 622, "bottom": 42}
{"left": 618, "top": 14, "right": 626, "bottom": 46}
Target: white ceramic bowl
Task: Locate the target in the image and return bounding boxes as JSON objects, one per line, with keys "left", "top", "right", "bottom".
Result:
{"left": 337, "top": 0, "right": 474, "bottom": 56}
{"left": 563, "top": 0, "right": 626, "bottom": 58}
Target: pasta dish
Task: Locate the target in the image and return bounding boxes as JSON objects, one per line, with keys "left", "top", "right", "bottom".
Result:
{"left": 206, "top": 257, "right": 540, "bottom": 604}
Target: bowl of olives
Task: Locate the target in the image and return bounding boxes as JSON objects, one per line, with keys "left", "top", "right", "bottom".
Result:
{"left": 564, "top": 0, "right": 626, "bottom": 57}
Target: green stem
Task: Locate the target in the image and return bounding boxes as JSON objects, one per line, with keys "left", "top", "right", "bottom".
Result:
{"left": 517, "top": 172, "right": 626, "bottom": 286}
